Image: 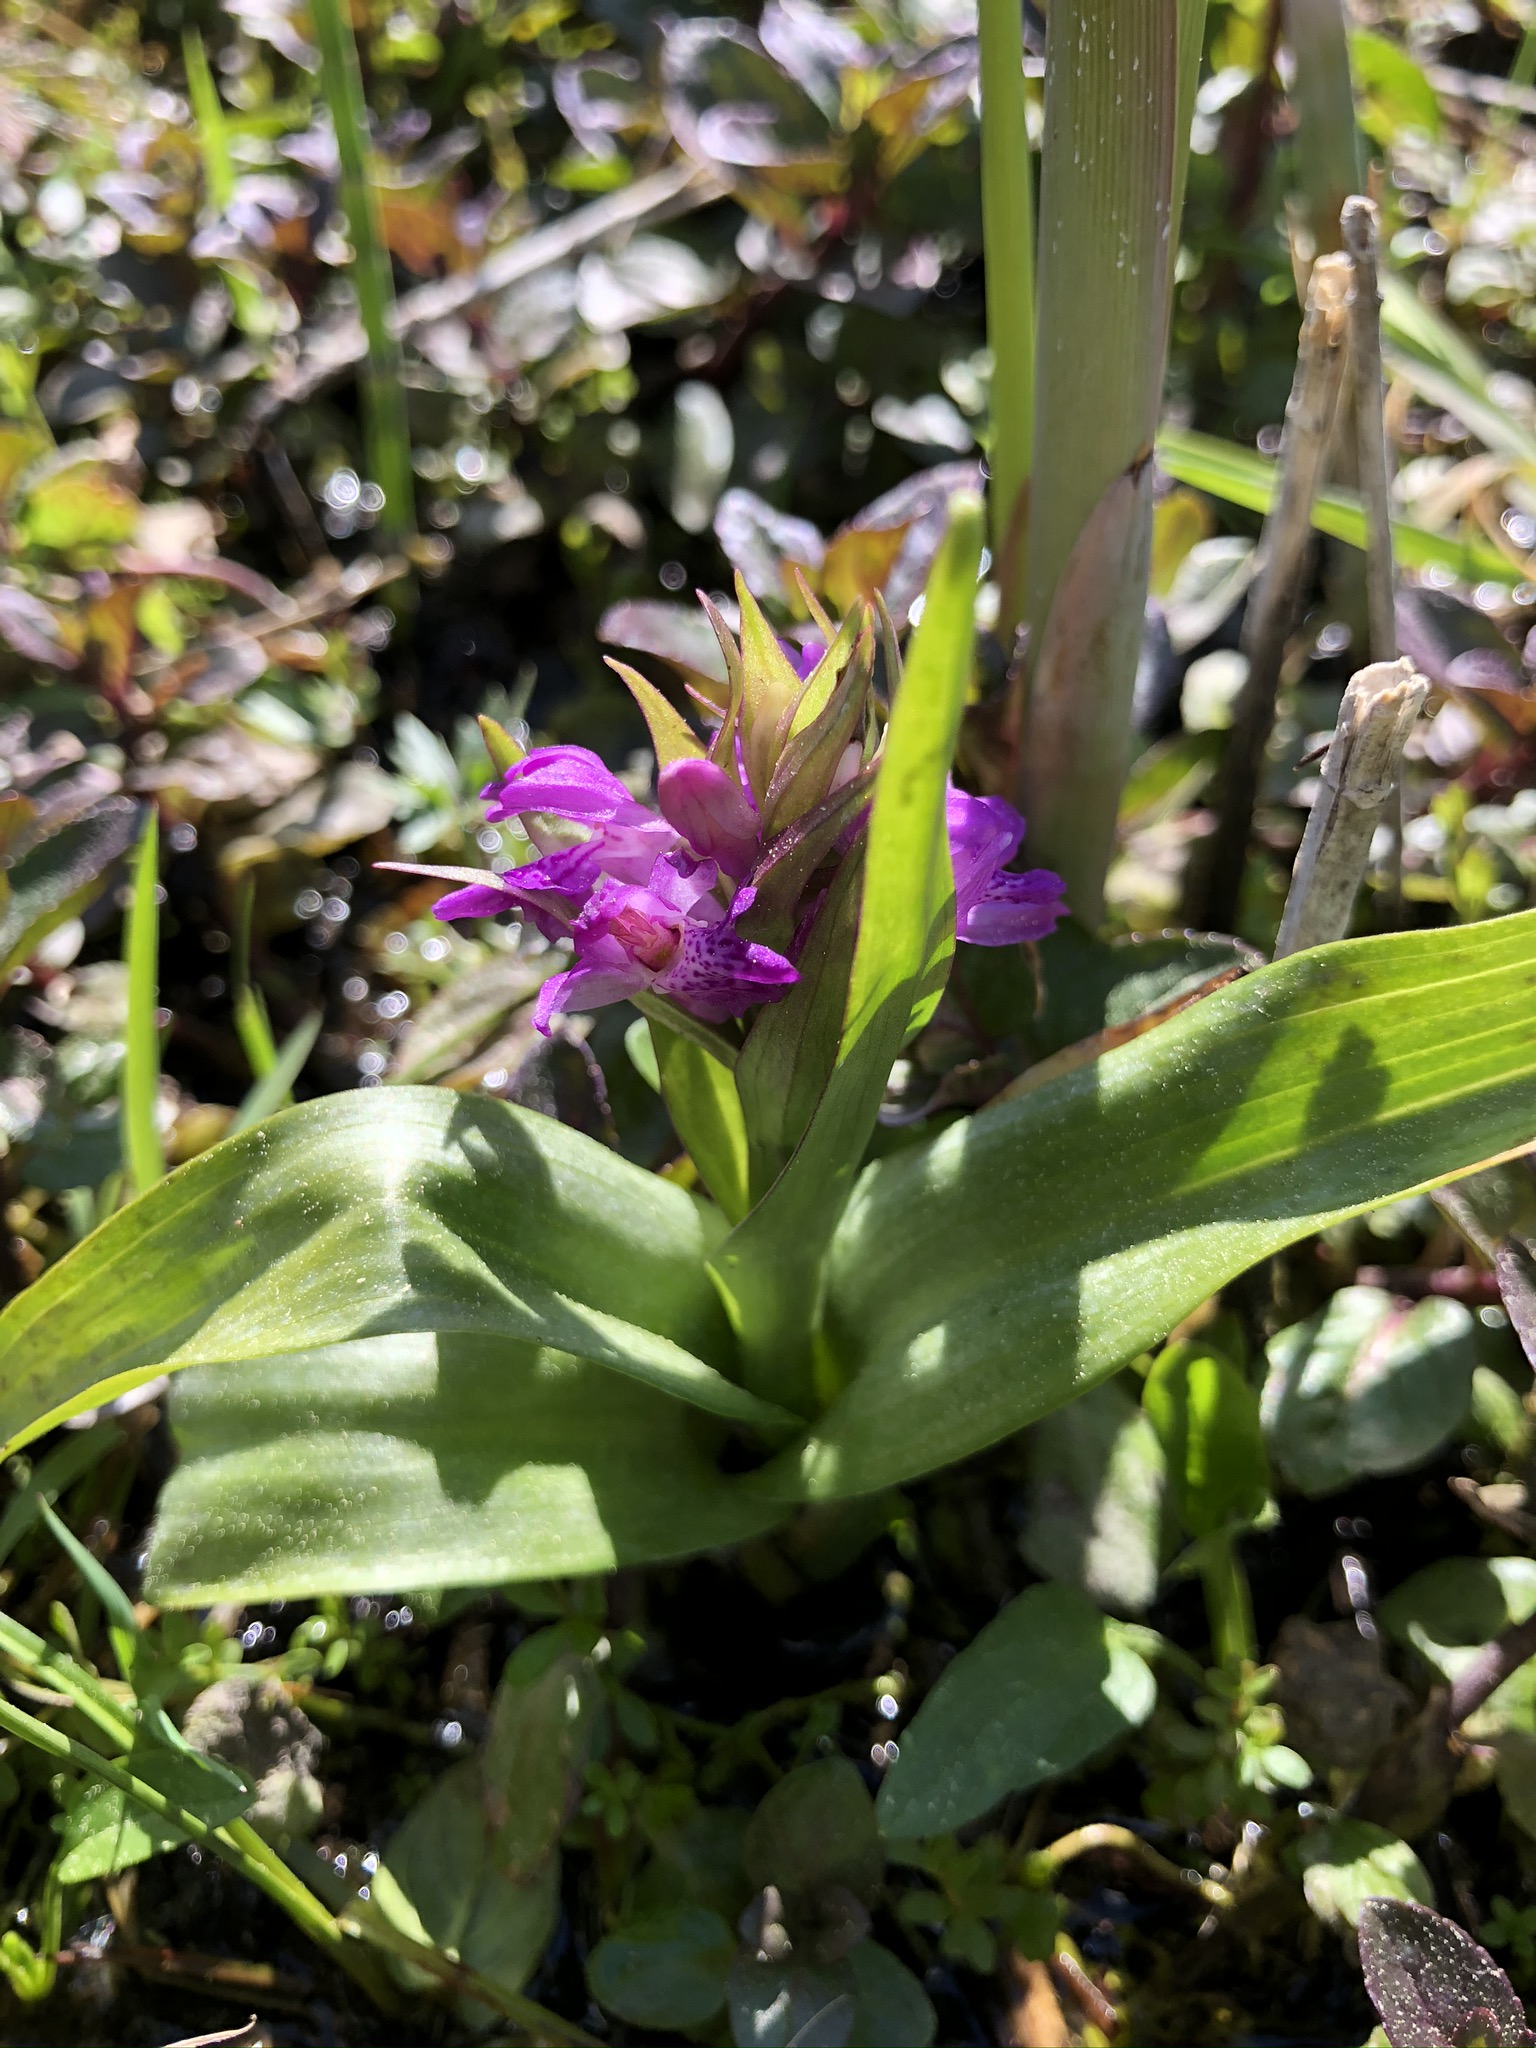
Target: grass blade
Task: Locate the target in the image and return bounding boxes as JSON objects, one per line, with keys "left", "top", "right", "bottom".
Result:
{"left": 1156, "top": 425, "right": 1522, "bottom": 586}
{"left": 120, "top": 808, "right": 164, "bottom": 1199}
{"left": 228, "top": 1012, "right": 323, "bottom": 1137}
{"left": 311, "top": 0, "right": 414, "bottom": 543}
{"left": 182, "top": 30, "right": 233, "bottom": 214}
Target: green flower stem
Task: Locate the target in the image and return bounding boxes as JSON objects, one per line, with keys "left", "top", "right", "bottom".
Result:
{"left": 978, "top": 0, "right": 1034, "bottom": 636}
{"left": 1199, "top": 1532, "right": 1257, "bottom": 1672}
{"left": 311, "top": 0, "right": 414, "bottom": 542}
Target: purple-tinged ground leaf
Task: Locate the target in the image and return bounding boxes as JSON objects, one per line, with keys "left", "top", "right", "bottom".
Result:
{"left": 1358, "top": 1897, "right": 1532, "bottom": 2048}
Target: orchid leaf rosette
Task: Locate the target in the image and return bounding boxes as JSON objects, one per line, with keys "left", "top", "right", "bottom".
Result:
{"left": 2, "top": 492, "right": 1536, "bottom": 1604}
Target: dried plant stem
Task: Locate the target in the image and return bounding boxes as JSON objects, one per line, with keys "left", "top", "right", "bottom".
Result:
{"left": 1272, "top": 657, "right": 1429, "bottom": 959}
{"left": 1342, "top": 198, "right": 1397, "bottom": 663}
{"left": 1194, "top": 252, "right": 1352, "bottom": 934}
{"left": 1450, "top": 1611, "right": 1536, "bottom": 1728}
{"left": 1343, "top": 195, "right": 1406, "bottom": 920}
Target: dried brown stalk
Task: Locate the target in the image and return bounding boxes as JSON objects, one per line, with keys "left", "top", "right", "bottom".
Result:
{"left": 1272, "top": 657, "right": 1429, "bottom": 958}
{"left": 1192, "top": 251, "right": 1353, "bottom": 932}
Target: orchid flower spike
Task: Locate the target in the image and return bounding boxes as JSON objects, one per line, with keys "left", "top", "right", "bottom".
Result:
{"left": 378, "top": 592, "right": 1067, "bottom": 1038}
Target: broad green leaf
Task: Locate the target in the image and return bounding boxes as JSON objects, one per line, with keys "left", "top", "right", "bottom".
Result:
{"left": 1143, "top": 1339, "right": 1269, "bottom": 1540}
{"left": 55, "top": 1743, "right": 252, "bottom": 1883}
{"left": 1156, "top": 426, "right": 1521, "bottom": 587}
{"left": 482, "top": 1632, "right": 602, "bottom": 1877}
{"left": 1379, "top": 1556, "right": 1536, "bottom": 1698}
{"left": 21, "top": 466, "right": 141, "bottom": 553}
{"left": 147, "top": 1334, "right": 784, "bottom": 1604}
{"left": 1020, "top": 1379, "right": 1167, "bottom": 1615}
{"left": 780, "top": 913, "right": 1536, "bottom": 1503}
{"left": 1292, "top": 1819, "right": 1432, "bottom": 1931}
{"left": 1349, "top": 30, "right": 1442, "bottom": 146}
{"left": 0, "top": 1087, "right": 794, "bottom": 1457}
{"left": 373, "top": 1761, "right": 561, "bottom": 2027}
{"left": 709, "top": 493, "right": 983, "bottom": 1410}
{"left": 587, "top": 1906, "right": 735, "bottom": 2030}
{"left": 877, "top": 1582, "right": 1156, "bottom": 1838}
{"left": 1261, "top": 1286, "right": 1477, "bottom": 1496}
{"left": 743, "top": 1757, "right": 883, "bottom": 1910}
{"left": 846, "top": 1942, "right": 936, "bottom": 2048}
{"left": 650, "top": 1019, "right": 751, "bottom": 1224}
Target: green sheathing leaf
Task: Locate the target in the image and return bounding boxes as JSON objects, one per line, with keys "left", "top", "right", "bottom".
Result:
{"left": 0, "top": 1087, "right": 791, "bottom": 1454}
{"left": 148, "top": 1335, "right": 782, "bottom": 1604}
{"left": 708, "top": 494, "right": 983, "bottom": 1412}
{"left": 770, "top": 912, "right": 1536, "bottom": 1503}
{"left": 650, "top": 1020, "right": 751, "bottom": 1224}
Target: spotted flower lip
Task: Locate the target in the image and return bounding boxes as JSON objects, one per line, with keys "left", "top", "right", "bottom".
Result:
{"left": 533, "top": 855, "right": 798, "bottom": 1034}
{"left": 946, "top": 787, "right": 1067, "bottom": 947}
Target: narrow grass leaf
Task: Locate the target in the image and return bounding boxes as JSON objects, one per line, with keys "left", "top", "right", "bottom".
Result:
{"left": 229, "top": 1012, "right": 322, "bottom": 1137}
{"left": 120, "top": 807, "right": 164, "bottom": 1198}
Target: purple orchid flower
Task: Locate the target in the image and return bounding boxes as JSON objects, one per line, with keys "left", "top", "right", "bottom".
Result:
{"left": 783, "top": 637, "right": 828, "bottom": 682}
{"left": 657, "top": 757, "right": 761, "bottom": 879}
{"left": 482, "top": 744, "right": 681, "bottom": 878}
{"left": 533, "top": 854, "right": 798, "bottom": 1034}
{"left": 946, "top": 786, "right": 1067, "bottom": 946}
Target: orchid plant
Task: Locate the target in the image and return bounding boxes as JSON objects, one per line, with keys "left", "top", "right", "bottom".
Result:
{"left": 2, "top": 3, "right": 1536, "bottom": 1613}
{"left": 0, "top": 489, "right": 1534, "bottom": 1607}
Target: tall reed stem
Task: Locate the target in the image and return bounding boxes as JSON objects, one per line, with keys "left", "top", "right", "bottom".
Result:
{"left": 1013, "top": 0, "right": 1205, "bottom": 926}
{"left": 312, "top": 0, "right": 414, "bottom": 543}
{"left": 978, "top": 0, "right": 1034, "bottom": 638}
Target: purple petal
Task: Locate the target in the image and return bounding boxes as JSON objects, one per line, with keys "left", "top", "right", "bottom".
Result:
{"left": 534, "top": 959, "right": 649, "bottom": 1034}
{"left": 654, "top": 918, "right": 798, "bottom": 1022}
{"left": 946, "top": 785, "right": 1025, "bottom": 927}
{"left": 481, "top": 744, "right": 655, "bottom": 829}
{"left": 432, "top": 880, "right": 521, "bottom": 923}
{"left": 957, "top": 866, "right": 1067, "bottom": 947}
{"left": 645, "top": 850, "right": 727, "bottom": 921}
{"left": 658, "top": 758, "right": 761, "bottom": 878}
{"left": 780, "top": 635, "right": 828, "bottom": 683}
